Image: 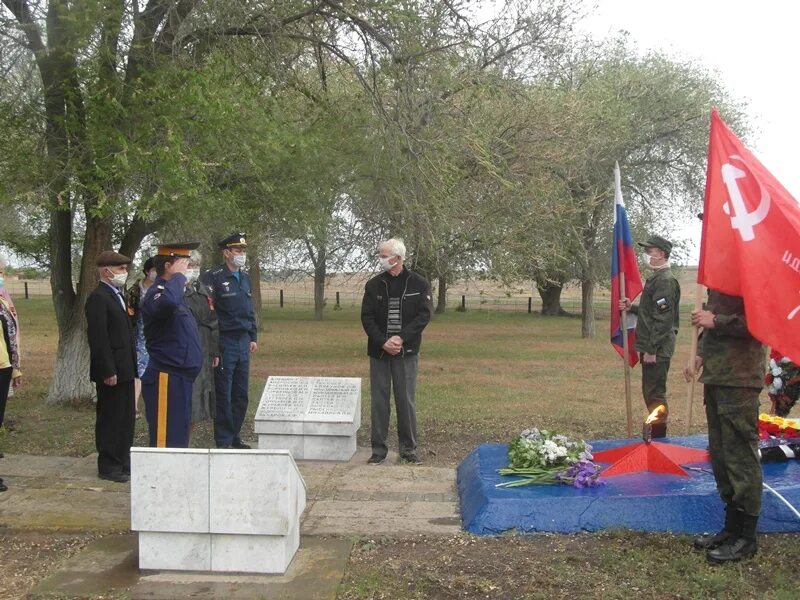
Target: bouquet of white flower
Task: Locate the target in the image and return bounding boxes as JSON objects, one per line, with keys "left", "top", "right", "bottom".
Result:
{"left": 497, "top": 428, "right": 603, "bottom": 488}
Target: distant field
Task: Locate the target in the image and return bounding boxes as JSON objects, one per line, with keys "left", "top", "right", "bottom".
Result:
{"left": 2, "top": 265, "right": 702, "bottom": 314}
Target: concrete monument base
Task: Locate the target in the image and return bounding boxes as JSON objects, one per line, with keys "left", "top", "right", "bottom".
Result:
{"left": 254, "top": 376, "right": 361, "bottom": 461}
{"left": 131, "top": 448, "right": 306, "bottom": 574}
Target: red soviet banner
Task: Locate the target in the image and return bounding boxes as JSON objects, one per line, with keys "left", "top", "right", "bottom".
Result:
{"left": 698, "top": 108, "right": 800, "bottom": 359}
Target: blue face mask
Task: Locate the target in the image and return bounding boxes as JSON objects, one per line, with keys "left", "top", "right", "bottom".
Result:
{"left": 0, "top": 276, "right": 4, "bottom": 287}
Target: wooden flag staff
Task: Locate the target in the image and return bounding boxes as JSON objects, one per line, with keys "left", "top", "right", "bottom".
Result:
{"left": 620, "top": 272, "right": 634, "bottom": 438}
{"left": 685, "top": 283, "right": 705, "bottom": 434}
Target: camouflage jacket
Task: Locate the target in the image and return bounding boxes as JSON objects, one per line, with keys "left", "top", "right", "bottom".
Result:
{"left": 698, "top": 290, "right": 764, "bottom": 388}
{"left": 633, "top": 266, "right": 681, "bottom": 358}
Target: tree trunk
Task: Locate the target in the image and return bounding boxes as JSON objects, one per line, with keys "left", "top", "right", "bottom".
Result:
{"left": 581, "top": 278, "right": 596, "bottom": 338}
{"left": 47, "top": 314, "right": 95, "bottom": 404}
{"left": 119, "top": 213, "right": 159, "bottom": 260}
{"left": 435, "top": 274, "right": 447, "bottom": 314}
{"left": 248, "top": 240, "right": 263, "bottom": 331}
{"left": 313, "top": 249, "right": 327, "bottom": 321}
{"left": 45, "top": 215, "right": 112, "bottom": 404}
{"left": 537, "top": 282, "right": 567, "bottom": 316}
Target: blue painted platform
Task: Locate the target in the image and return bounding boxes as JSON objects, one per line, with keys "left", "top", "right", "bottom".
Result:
{"left": 457, "top": 435, "right": 800, "bottom": 535}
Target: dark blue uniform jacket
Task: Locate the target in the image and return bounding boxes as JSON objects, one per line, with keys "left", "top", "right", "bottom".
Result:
{"left": 142, "top": 274, "right": 203, "bottom": 379}
{"left": 204, "top": 266, "right": 257, "bottom": 342}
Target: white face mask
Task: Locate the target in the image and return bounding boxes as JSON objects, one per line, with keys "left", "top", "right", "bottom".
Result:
{"left": 641, "top": 252, "right": 654, "bottom": 269}
{"left": 185, "top": 268, "right": 200, "bottom": 283}
{"left": 147, "top": 270, "right": 156, "bottom": 282}
{"left": 109, "top": 271, "right": 128, "bottom": 288}
{"left": 232, "top": 254, "right": 246, "bottom": 268}
{"left": 378, "top": 256, "right": 394, "bottom": 271}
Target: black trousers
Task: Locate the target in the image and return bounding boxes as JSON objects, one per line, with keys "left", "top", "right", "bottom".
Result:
{"left": 95, "top": 380, "right": 136, "bottom": 476}
{"left": 0, "top": 366, "right": 11, "bottom": 430}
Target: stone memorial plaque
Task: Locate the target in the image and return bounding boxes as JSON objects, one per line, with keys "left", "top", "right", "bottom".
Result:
{"left": 256, "top": 376, "right": 359, "bottom": 423}
{"left": 307, "top": 378, "right": 359, "bottom": 422}
{"left": 255, "top": 375, "right": 361, "bottom": 461}
{"left": 255, "top": 377, "right": 313, "bottom": 421}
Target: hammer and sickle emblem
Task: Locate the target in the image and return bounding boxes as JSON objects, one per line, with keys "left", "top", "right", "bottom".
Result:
{"left": 720, "top": 155, "right": 770, "bottom": 242}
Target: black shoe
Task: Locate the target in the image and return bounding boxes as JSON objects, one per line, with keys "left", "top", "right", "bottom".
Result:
{"left": 694, "top": 530, "right": 732, "bottom": 550}
{"left": 694, "top": 505, "right": 738, "bottom": 550}
{"left": 0, "top": 478, "right": 7, "bottom": 492}
{"left": 706, "top": 513, "right": 758, "bottom": 564}
{"left": 706, "top": 537, "right": 758, "bottom": 564}
{"left": 400, "top": 453, "right": 423, "bottom": 465}
{"left": 367, "top": 454, "right": 386, "bottom": 465}
{"left": 99, "top": 472, "right": 130, "bottom": 483}
{"left": 216, "top": 444, "right": 232, "bottom": 449}
{"left": 232, "top": 441, "right": 251, "bottom": 449}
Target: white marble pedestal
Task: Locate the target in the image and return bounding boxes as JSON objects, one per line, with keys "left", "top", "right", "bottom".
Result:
{"left": 130, "top": 448, "right": 305, "bottom": 574}
{"left": 254, "top": 376, "right": 361, "bottom": 461}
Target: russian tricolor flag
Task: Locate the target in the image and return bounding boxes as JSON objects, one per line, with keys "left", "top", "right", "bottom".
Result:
{"left": 610, "top": 163, "right": 643, "bottom": 367}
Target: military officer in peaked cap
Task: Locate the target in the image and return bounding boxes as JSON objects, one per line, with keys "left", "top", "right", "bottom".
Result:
{"left": 141, "top": 242, "right": 203, "bottom": 448}
{"left": 86, "top": 250, "right": 137, "bottom": 482}
{"left": 619, "top": 234, "right": 681, "bottom": 438}
{"left": 204, "top": 232, "right": 258, "bottom": 449}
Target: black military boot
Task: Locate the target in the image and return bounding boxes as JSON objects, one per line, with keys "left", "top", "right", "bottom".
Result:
{"left": 650, "top": 422, "right": 667, "bottom": 439}
{"left": 693, "top": 505, "right": 738, "bottom": 550}
{"left": 706, "top": 513, "right": 758, "bottom": 564}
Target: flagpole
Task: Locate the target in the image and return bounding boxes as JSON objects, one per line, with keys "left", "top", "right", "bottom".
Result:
{"left": 685, "top": 283, "right": 705, "bottom": 434}
{"left": 620, "top": 271, "right": 634, "bottom": 438}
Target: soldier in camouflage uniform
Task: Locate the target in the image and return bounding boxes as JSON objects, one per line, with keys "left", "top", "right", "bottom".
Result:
{"left": 685, "top": 289, "right": 764, "bottom": 564}
{"left": 620, "top": 235, "right": 680, "bottom": 437}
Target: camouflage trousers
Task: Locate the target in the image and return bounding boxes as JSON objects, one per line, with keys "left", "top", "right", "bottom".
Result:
{"left": 704, "top": 385, "right": 763, "bottom": 516}
{"left": 641, "top": 357, "right": 671, "bottom": 437}
{"left": 641, "top": 357, "right": 671, "bottom": 416}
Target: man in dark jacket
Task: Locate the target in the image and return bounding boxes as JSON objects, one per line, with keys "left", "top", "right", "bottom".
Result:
{"left": 685, "top": 289, "right": 764, "bottom": 564}
{"left": 86, "top": 250, "right": 137, "bottom": 483}
{"left": 361, "top": 238, "right": 432, "bottom": 465}
{"left": 142, "top": 242, "right": 203, "bottom": 448}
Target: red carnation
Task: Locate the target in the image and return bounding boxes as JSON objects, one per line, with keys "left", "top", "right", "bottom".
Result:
{"left": 765, "top": 373, "right": 774, "bottom": 385}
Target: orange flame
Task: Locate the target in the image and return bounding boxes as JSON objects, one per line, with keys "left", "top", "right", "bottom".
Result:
{"left": 645, "top": 405, "right": 666, "bottom": 425}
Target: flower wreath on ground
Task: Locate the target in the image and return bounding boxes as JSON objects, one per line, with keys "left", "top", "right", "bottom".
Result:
{"left": 496, "top": 428, "right": 604, "bottom": 489}
{"left": 757, "top": 413, "right": 800, "bottom": 462}
{"left": 765, "top": 350, "right": 800, "bottom": 417}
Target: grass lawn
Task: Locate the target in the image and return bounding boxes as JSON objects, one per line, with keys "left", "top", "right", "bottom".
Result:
{"left": 3, "top": 297, "right": 799, "bottom": 599}
{"left": 3, "top": 298, "right": 739, "bottom": 461}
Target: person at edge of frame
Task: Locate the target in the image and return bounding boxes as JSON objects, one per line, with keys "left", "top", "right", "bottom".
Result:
{"left": 684, "top": 212, "right": 765, "bottom": 565}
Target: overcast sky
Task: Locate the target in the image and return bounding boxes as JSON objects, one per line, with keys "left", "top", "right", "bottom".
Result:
{"left": 581, "top": 0, "right": 799, "bottom": 261}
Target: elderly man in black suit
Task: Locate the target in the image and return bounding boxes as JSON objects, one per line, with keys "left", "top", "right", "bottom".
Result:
{"left": 85, "top": 250, "right": 137, "bottom": 483}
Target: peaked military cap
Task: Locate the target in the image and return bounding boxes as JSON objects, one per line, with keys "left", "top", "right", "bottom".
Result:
{"left": 218, "top": 232, "right": 247, "bottom": 249}
{"left": 156, "top": 241, "right": 200, "bottom": 259}
{"left": 638, "top": 234, "right": 673, "bottom": 255}
{"left": 96, "top": 250, "right": 132, "bottom": 267}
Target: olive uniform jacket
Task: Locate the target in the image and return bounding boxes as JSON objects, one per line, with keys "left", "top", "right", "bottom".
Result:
{"left": 632, "top": 266, "right": 681, "bottom": 358}
{"left": 698, "top": 290, "right": 764, "bottom": 389}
